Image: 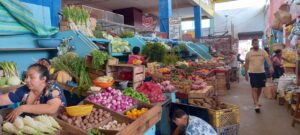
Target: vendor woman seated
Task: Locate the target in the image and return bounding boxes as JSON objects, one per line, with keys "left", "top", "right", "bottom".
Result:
{"left": 172, "top": 109, "right": 217, "bottom": 135}
{"left": 128, "top": 46, "right": 145, "bottom": 64}
{"left": 0, "top": 63, "right": 66, "bottom": 122}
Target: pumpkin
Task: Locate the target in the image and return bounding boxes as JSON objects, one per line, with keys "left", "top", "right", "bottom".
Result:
{"left": 56, "top": 71, "right": 72, "bottom": 85}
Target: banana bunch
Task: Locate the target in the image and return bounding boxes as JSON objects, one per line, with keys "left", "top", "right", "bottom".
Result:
{"left": 282, "top": 48, "right": 296, "bottom": 67}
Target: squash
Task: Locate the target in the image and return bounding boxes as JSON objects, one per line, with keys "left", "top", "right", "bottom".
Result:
{"left": 56, "top": 71, "right": 72, "bottom": 84}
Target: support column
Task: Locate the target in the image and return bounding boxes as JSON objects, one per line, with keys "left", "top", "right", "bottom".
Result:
{"left": 209, "top": 18, "right": 214, "bottom": 36}
{"left": 194, "top": 6, "right": 202, "bottom": 39}
{"left": 158, "top": 0, "right": 172, "bottom": 34}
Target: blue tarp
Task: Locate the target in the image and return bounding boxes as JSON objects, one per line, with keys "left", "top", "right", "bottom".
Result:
{"left": 185, "top": 43, "right": 212, "bottom": 60}
{"left": 0, "top": 0, "right": 58, "bottom": 36}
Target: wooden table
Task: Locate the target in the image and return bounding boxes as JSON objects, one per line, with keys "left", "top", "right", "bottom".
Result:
{"left": 176, "top": 86, "right": 214, "bottom": 99}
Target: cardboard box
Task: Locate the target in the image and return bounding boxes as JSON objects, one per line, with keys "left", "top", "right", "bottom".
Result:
{"left": 188, "top": 86, "right": 214, "bottom": 98}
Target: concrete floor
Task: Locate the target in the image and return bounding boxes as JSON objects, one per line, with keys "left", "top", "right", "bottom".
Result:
{"left": 221, "top": 78, "right": 300, "bottom": 135}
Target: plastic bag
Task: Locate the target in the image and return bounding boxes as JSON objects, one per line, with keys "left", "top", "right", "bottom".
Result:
{"left": 290, "top": 0, "right": 300, "bottom": 15}
{"left": 290, "top": 35, "right": 298, "bottom": 47}
{"left": 240, "top": 66, "right": 245, "bottom": 76}
{"left": 291, "top": 21, "right": 300, "bottom": 35}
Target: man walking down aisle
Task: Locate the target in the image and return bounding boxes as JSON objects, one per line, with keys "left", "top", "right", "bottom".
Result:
{"left": 245, "top": 39, "right": 273, "bottom": 113}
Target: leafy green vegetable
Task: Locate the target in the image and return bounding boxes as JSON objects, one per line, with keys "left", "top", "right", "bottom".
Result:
{"left": 62, "top": 6, "right": 90, "bottom": 25}
{"left": 0, "top": 77, "right": 8, "bottom": 87}
{"left": 51, "top": 52, "right": 92, "bottom": 94}
{"left": 90, "top": 49, "right": 109, "bottom": 69}
{"left": 111, "top": 37, "right": 131, "bottom": 53}
{"left": 142, "top": 42, "right": 167, "bottom": 62}
{"left": 120, "top": 30, "right": 135, "bottom": 38}
{"left": 162, "top": 52, "right": 179, "bottom": 66}
{"left": 87, "top": 128, "right": 105, "bottom": 135}
{"left": 0, "top": 61, "right": 18, "bottom": 77}
{"left": 123, "top": 87, "right": 150, "bottom": 103}
{"left": 93, "top": 24, "right": 104, "bottom": 38}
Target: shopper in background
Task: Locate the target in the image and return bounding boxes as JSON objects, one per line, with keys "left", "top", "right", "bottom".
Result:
{"left": 237, "top": 53, "right": 244, "bottom": 64}
{"left": 230, "top": 51, "right": 238, "bottom": 68}
{"left": 172, "top": 109, "right": 217, "bottom": 135}
{"left": 37, "top": 58, "right": 57, "bottom": 79}
{"left": 245, "top": 39, "right": 273, "bottom": 113}
{"left": 128, "top": 46, "right": 145, "bottom": 65}
{"left": 0, "top": 64, "right": 66, "bottom": 122}
{"left": 272, "top": 49, "right": 284, "bottom": 79}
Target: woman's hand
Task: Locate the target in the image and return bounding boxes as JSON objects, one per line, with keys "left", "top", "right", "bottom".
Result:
{"left": 6, "top": 105, "right": 25, "bottom": 122}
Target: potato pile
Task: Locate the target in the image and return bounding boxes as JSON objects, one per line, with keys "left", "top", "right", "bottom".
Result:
{"left": 99, "top": 120, "right": 127, "bottom": 131}
{"left": 190, "top": 97, "right": 227, "bottom": 110}
{"left": 59, "top": 108, "right": 112, "bottom": 130}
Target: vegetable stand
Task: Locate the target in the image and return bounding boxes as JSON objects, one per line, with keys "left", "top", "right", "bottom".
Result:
{"left": 62, "top": 101, "right": 162, "bottom": 135}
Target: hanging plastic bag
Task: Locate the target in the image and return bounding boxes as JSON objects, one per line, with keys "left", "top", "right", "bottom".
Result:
{"left": 272, "top": 4, "right": 292, "bottom": 30}
{"left": 290, "top": 35, "right": 298, "bottom": 47}
{"left": 240, "top": 65, "right": 246, "bottom": 77}
{"left": 291, "top": 21, "right": 300, "bottom": 35}
{"left": 290, "top": 0, "right": 300, "bottom": 15}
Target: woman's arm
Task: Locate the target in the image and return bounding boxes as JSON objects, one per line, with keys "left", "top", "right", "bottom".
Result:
{"left": 6, "top": 98, "right": 62, "bottom": 122}
{"left": 172, "top": 126, "right": 182, "bottom": 135}
{"left": 22, "top": 98, "right": 62, "bottom": 114}
{"left": 6, "top": 89, "right": 63, "bottom": 122}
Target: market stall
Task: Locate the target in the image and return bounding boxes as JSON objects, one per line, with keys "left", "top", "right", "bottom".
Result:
{"left": 0, "top": 1, "right": 245, "bottom": 134}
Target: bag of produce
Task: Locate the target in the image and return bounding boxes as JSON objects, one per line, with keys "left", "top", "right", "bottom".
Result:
{"left": 272, "top": 4, "right": 292, "bottom": 30}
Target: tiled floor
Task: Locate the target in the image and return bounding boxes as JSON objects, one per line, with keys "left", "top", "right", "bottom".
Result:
{"left": 221, "top": 78, "right": 300, "bottom": 135}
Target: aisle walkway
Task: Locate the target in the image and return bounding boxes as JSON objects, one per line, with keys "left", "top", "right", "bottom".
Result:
{"left": 221, "top": 78, "right": 300, "bottom": 135}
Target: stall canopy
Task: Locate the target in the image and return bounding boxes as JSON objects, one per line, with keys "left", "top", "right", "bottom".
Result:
{"left": 0, "top": 0, "right": 58, "bottom": 36}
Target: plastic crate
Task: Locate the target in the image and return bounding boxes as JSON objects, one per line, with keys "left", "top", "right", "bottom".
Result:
{"left": 209, "top": 104, "right": 240, "bottom": 128}
{"left": 216, "top": 124, "right": 239, "bottom": 135}
{"left": 163, "top": 92, "right": 176, "bottom": 103}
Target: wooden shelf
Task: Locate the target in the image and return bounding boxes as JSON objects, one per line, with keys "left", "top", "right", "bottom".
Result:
{"left": 0, "top": 48, "right": 57, "bottom": 51}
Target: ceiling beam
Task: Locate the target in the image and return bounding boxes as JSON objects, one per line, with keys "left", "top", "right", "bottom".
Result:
{"left": 63, "top": 0, "right": 107, "bottom": 5}
{"left": 213, "top": 0, "right": 237, "bottom": 3}
{"left": 143, "top": 2, "right": 193, "bottom": 13}
{"left": 189, "top": 0, "right": 214, "bottom": 17}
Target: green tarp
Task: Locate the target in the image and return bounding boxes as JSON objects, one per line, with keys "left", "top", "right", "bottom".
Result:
{"left": 0, "top": 0, "right": 58, "bottom": 36}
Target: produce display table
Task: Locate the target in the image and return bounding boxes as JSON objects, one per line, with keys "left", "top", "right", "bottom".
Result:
{"left": 176, "top": 86, "right": 214, "bottom": 100}
{"left": 188, "top": 86, "right": 214, "bottom": 99}
{"left": 56, "top": 102, "right": 162, "bottom": 135}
